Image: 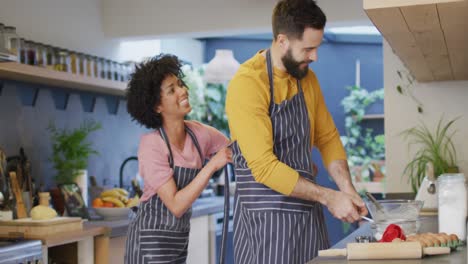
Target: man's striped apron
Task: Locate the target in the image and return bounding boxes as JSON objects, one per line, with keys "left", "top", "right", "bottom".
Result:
{"left": 232, "top": 49, "right": 329, "bottom": 264}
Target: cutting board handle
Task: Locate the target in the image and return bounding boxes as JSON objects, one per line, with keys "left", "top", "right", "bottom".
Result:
{"left": 318, "top": 249, "right": 347, "bottom": 257}
{"left": 423, "top": 247, "right": 450, "bottom": 255}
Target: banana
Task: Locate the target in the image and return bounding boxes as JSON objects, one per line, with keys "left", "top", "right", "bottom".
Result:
{"left": 100, "top": 189, "right": 122, "bottom": 198}
{"left": 114, "top": 188, "right": 129, "bottom": 196}
{"left": 102, "top": 196, "right": 125, "bottom": 208}
{"left": 126, "top": 196, "right": 140, "bottom": 208}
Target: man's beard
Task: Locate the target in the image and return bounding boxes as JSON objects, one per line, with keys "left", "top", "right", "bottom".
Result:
{"left": 281, "top": 49, "right": 311, "bottom": 80}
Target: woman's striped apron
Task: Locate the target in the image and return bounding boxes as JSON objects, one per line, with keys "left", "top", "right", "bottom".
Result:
{"left": 125, "top": 126, "right": 204, "bottom": 264}
{"left": 232, "top": 49, "right": 329, "bottom": 264}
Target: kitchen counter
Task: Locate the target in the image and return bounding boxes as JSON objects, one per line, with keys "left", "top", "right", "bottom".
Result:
{"left": 307, "top": 216, "right": 466, "bottom": 264}
{"left": 85, "top": 196, "right": 231, "bottom": 237}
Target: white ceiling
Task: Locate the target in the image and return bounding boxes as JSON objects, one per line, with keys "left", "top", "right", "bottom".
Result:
{"left": 100, "top": 0, "right": 373, "bottom": 39}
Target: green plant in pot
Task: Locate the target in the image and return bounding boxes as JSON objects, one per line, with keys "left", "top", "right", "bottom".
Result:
{"left": 48, "top": 119, "right": 101, "bottom": 184}
{"left": 401, "top": 116, "right": 459, "bottom": 193}
{"left": 47, "top": 119, "right": 101, "bottom": 214}
{"left": 340, "top": 85, "right": 385, "bottom": 183}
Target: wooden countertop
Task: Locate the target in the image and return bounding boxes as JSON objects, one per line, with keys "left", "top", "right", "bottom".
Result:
{"left": 0, "top": 225, "right": 110, "bottom": 247}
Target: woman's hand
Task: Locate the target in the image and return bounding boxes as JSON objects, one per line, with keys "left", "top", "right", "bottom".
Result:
{"left": 207, "top": 146, "right": 233, "bottom": 172}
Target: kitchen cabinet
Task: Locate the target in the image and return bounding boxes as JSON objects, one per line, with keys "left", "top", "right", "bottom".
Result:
{"left": 187, "top": 215, "right": 210, "bottom": 264}
{"left": 0, "top": 62, "right": 126, "bottom": 96}
{"left": 364, "top": 0, "right": 468, "bottom": 82}
{"left": 0, "top": 226, "right": 110, "bottom": 264}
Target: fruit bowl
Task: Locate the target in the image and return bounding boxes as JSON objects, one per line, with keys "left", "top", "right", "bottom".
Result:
{"left": 93, "top": 207, "right": 131, "bottom": 220}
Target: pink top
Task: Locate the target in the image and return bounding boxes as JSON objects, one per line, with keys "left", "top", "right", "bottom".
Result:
{"left": 138, "top": 121, "right": 229, "bottom": 201}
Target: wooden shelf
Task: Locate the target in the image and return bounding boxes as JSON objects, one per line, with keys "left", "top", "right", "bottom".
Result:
{"left": 362, "top": 114, "right": 384, "bottom": 120}
{"left": 0, "top": 62, "right": 126, "bottom": 96}
{"left": 364, "top": 0, "right": 468, "bottom": 82}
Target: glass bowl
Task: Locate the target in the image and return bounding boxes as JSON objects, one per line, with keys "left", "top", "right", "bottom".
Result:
{"left": 366, "top": 199, "right": 424, "bottom": 222}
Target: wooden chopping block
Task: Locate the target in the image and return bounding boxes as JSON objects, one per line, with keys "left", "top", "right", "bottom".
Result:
{"left": 318, "top": 242, "right": 450, "bottom": 260}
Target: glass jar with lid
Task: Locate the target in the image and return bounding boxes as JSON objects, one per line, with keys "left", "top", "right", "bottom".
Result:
{"left": 0, "top": 23, "right": 5, "bottom": 51}
{"left": 44, "top": 45, "right": 56, "bottom": 70}
{"left": 55, "top": 49, "right": 71, "bottom": 72}
{"left": 35, "top": 42, "right": 47, "bottom": 67}
{"left": 438, "top": 173, "right": 467, "bottom": 240}
{"left": 69, "top": 51, "right": 78, "bottom": 74}
{"left": 3, "top": 26, "right": 20, "bottom": 59}
{"left": 24, "top": 40, "right": 38, "bottom": 65}
{"left": 85, "top": 55, "right": 94, "bottom": 78}
{"left": 78, "top": 53, "right": 87, "bottom": 76}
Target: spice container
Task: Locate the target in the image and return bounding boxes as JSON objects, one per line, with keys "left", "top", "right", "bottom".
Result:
{"left": 24, "top": 40, "right": 37, "bottom": 65}
{"left": 86, "top": 55, "right": 94, "bottom": 78}
{"left": 35, "top": 42, "right": 47, "bottom": 67}
{"left": 55, "top": 49, "right": 71, "bottom": 72}
{"left": 438, "top": 173, "right": 467, "bottom": 241}
{"left": 0, "top": 23, "right": 5, "bottom": 51}
{"left": 106, "top": 59, "right": 112, "bottom": 80}
{"left": 3, "top": 26, "right": 20, "bottom": 59}
{"left": 70, "top": 51, "right": 78, "bottom": 74}
{"left": 78, "top": 53, "right": 87, "bottom": 76}
{"left": 45, "top": 45, "right": 56, "bottom": 70}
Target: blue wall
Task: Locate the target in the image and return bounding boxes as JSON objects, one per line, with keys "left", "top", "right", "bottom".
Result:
{"left": 202, "top": 37, "right": 384, "bottom": 245}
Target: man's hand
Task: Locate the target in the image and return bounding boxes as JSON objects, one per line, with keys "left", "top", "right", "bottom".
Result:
{"left": 323, "top": 189, "right": 365, "bottom": 223}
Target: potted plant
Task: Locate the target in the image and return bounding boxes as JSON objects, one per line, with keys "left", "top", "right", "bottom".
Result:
{"left": 48, "top": 119, "right": 101, "bottom": 212}
{"left": 340, "top": 85, "right": 385, "bottom": 184}
{"left": 401, "top": 116, "right": 459, "bottom": 193}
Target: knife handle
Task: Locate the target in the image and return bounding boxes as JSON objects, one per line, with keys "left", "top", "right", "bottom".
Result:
{"left": 318, "top": 249, "right": 347, "bottom": 257}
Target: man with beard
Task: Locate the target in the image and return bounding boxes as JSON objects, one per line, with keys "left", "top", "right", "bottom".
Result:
{"left": 225, "top": 0, "right": 368, "bottom": 263}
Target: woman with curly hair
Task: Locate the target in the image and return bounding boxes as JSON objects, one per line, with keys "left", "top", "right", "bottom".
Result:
{"left": 124, "top": 54, "right": 232, "bottom": 264}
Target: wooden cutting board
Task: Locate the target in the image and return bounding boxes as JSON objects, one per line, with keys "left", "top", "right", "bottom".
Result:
{"left": 0, "top": 217, "right": 83, "bottom": 238}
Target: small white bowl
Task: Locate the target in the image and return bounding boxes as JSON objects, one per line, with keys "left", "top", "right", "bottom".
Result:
{"left": 94, "top": 207, "right": 131, "bottom": 220}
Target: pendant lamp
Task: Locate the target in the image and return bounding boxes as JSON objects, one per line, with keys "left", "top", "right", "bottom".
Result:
{"left": 204, "top": 49, "right": 240, "bottom": 84}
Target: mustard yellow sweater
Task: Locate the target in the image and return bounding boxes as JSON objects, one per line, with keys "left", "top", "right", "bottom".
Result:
{"left": 225, "top": 51, "right": 346, "bottom": 195}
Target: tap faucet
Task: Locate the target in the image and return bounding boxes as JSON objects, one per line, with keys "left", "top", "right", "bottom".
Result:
{"left": 119, "top": 156, "right": 138, "bottom": 188}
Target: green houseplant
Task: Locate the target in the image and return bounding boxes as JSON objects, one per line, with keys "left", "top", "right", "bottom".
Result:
{"left": 340, "top": 85, "right": 385, "bottom": 183}
{"left": 48, "top": 119, "right": 101, "bottom": 184}
{"left": 182, "top": 65, "right": 229, "bottom": 135}
{"left": 401, "top": 117, "right": 460, "bottom": 193}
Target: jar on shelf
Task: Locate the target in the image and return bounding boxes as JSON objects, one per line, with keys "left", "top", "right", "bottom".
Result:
{"left": 24, "top": 40, "right": 38, "bottom": 65}
{"left": 0, "top": 23, "right": 5, "bottom": 51}
{"left": 35, "top": 42, "right": 47, "bottom": 67}
{"left": 78, "top": 53, "right": 87, "bottom": 76}
{"left": 3, "top": 26, "right": 20, "bottom": 60}
{"left": 106, "top": 59, "right": 112, "bottom": 80}
{"left": 110, "top": 61, "right": 118, "bottom": 81}
{"left": 93, "top": 56, "right": 100, "bottom": 78}
{"left": 86, "top": 55, "right": 94, "bottom": 78}
{"left": 438, "top": 173, "right": 467, "bottom": 240}
{"left": 55, "top": 49, "right": 71, "bottom": 72}
{"left": 100, "top": 58, "right": 108, "bottom": 79}
{"left": 45, "top": 45, "right": 56, "bottom": 70}
{"left": 18, "top": 38, "right": 26, "bottom": 64}
{"left": 69, "top": 51, "right": 78, "bottom": 74}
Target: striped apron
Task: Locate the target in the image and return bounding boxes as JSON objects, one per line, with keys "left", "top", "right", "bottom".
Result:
{"left": 125, "top": 126, "right": 204, "bottom": 264}
{"left": 232, "top": 50, "right": 329, "bottom": 264}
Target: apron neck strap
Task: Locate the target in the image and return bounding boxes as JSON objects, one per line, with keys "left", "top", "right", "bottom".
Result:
{"left": 159, "top": 124, "right": 204, "bottom": 169}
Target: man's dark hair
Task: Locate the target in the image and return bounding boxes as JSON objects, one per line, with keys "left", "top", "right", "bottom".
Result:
{"left": 126, "top": 54, "right": 184, "bottom": 129}
{"left": 272, "top": 0, "right": 327, "bottom": 40}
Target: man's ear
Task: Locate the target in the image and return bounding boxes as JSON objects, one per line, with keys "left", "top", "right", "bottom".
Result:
{"left": 276, "top": 33, "right": 289, "bottom": 52}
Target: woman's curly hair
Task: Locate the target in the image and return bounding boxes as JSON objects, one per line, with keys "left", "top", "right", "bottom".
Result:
{"left": 126, "top": 54, "right": 184, "bottom": 129}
